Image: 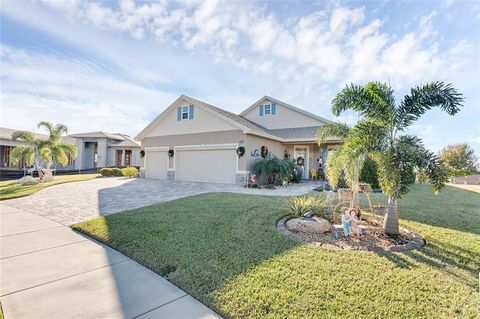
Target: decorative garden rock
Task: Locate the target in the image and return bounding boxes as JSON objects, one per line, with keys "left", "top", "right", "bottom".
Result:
{"left": 286, "top": 217, "right": 332, "bottom": 234}
{"left": 16, "top": 176, "right": 37, "bottom": 184}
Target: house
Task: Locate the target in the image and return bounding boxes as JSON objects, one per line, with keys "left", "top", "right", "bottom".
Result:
{"left": 0, "top": 127, "right": 77, "bottom": 176}
{"left": 135, "top": 95, "right": 342, "bottom": 184}
{"left": 68, "top": 132, "right": 141, "bottom": 170}
{"left": 0, "top": 128, "right": 140, "bottom": 178}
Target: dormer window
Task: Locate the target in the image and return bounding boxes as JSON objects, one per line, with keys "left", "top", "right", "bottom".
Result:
{"left": 182, "top": 106, "right": 190, "bottom": 119}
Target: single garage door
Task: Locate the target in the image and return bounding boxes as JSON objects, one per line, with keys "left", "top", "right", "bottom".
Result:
{"left": 145, "top": 148, "right": 168, "bottom": 179}
{"left": 176, "top": 146, "right": 237, "bottom": 184}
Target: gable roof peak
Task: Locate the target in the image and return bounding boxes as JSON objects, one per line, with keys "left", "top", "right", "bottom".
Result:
{"left": 239, "top": 96, "right": 332, "bottom": 124}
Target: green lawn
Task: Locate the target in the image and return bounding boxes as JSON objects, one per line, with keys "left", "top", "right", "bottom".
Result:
{"left": 73, "top": 185, "right": 480, "bottom": 319}
{"left": 0, "top": 173, "right": 100, "bottom": 200}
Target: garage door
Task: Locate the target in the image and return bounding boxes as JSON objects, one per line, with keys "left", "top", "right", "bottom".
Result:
{"left": 175, "top": 146, "right": 237, "bottom": 184}
{"left": 145, "top": 148, "right": 168, "bottom": 179}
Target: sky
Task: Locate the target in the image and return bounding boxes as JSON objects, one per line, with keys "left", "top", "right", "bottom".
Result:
{"left": 1, "top": 0, "right": 479, "bottom": 154}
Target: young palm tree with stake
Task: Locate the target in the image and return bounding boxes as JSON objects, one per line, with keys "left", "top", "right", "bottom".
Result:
{"left": 11, "top": 121, "right": 77, "bottom": 182}
{"left": 324, "top": 81, "right": 463, "bottom": 235}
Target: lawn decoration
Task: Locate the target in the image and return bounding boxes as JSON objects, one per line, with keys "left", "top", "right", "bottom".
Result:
{"left": 236, "top": 146, "right": 245, "bottom": 158}
{"left": 261, "top": 145, "right": 269, "bottom": 158}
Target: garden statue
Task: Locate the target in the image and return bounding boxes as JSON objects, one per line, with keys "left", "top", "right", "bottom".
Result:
{"left": 350, "top": 209, "right": 361, "bottom": 238}
{"left": 342, "top": 209, "right": 352, "bottom": 241}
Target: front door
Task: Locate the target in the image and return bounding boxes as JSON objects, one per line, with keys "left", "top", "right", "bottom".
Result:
{"left": 125, "top": 150, "right": 132, "bottom": 166}
{"left": 294, "top": 146, "right": 309, "bottom": 179}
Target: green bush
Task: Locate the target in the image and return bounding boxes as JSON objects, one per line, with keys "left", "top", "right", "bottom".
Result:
{"left": 112, "top": 168, "right": 123, "bottom": 176}
{"left": 360, "top": 156, "right": 379, "bottom": 189}
{"left": 282, "top": 195, "right": 327, "bottom": 217}
{"left": 121, "top": 166, "right": 138, "bottom": 178}
{"left": 251, "top": 157, "right": 295, "bottom": 185}
{"left": 99, "top": 168, "right": 114, "bottom": 177}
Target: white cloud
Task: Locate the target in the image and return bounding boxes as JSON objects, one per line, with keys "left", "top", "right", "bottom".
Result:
{"left": 0, "top": 45, "right": 176, "bottom": 136}
{"left": 36, "top": 0, "right": 473, "bottom": 91}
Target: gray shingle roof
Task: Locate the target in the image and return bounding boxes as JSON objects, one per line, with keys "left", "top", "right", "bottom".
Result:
{"left": 108, "top": 135, "right": 140, "bottom": 147}
{"left": 0, "top": 127, "right": 76, "bottom": 144}
{"left": 68, "top": 131, "right": 126, "bottom": 140}
{"left": 266, "top": 126, "right": 321, "bottom": 139}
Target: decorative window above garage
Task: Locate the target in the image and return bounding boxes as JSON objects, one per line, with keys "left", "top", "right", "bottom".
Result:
{"left": 259, "top": 103, "right": 276, "bottom": 116}
{"left": 177, "top": 105, "right": 194, "bottom": 121}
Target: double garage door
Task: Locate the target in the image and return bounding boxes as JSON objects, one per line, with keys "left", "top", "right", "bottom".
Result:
{"left": 145, "top": 145, "right": 237, "bottom": 184}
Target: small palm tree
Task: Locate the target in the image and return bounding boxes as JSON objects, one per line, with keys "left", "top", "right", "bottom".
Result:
{"left": 36, "top": 121, "right": 77, "bottom": 170}
{"left": 329, "top": 81, "right": 463, "bottom": 235}
{"left": 316, "top": 120, "right": 385, "bottom": 208}
{"left": 11, "top": 121, "right": 77, "bottom": 182}
{"left": 9, "top": 145, "right": 35, "bottom": 176}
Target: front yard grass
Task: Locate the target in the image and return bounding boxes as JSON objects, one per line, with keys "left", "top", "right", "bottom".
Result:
{"left": 72, "top": 184, "right": 480, "bottom": 318}
{"left": 0, "top": 173, "right": 100, "bottom": 200}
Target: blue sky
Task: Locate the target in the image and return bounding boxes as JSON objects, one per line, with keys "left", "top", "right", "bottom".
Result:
{"left": 1, "top": 0, "right": 479, "bottom": 153}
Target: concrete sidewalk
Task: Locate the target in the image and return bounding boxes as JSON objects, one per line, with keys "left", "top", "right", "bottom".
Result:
{"left": 0, "top": 204, "right": 222, "bottom": 319}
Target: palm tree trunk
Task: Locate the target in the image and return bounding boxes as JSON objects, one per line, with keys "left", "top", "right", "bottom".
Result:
{"left": 34, "top": 147, "right": 44, "bottom": 181}
{"left": 383, "top": 196, "right": 399, "bottom": 235}
{"left": 352, "top": 159, "right": 360, "bottom": 209}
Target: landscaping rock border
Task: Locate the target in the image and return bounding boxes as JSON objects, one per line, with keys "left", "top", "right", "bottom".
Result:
{"left": 276, "top": 217, "right": 425, "bottom": 252}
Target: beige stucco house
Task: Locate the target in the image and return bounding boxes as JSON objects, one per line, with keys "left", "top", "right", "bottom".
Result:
{"left": 136, "top": 95, "right": 342, "bottom": 184}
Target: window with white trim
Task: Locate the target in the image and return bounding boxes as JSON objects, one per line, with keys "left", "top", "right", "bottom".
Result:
{"left": 181, "top": 106, "right": 190, "bottom": 120}
{"left": 264, "top": 104, "right": 271, "bottom": 116}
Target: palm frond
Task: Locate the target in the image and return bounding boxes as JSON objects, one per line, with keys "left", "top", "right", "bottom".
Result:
{"left": 397, "top": 82, "right": 464, "bottom": 130}
{"left": 11, "top": 131, "right": 35, "bottom": 144}
{"left": 315, "top": 122, "right": 350, "bottom": 145}
{"left": 10, "top": 145, "right": 35, "bottom": 167}
{"left": 331, "top": 82, "right": 395, "bottom": 121}
{"left": 38, "top": 121, "right": 55, "bottom": 136}
{"left": 55, "top": 123, "right": 69, "bottom": 135}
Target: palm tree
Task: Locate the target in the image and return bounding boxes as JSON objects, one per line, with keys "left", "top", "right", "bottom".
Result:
{"left": 329, "top": 81, "right": 463, "bottom": 235}
{"left": 316, "top": 120, "right": 386, "bottom": 208}
{"left": 11, "top": 121, "right": 77, "bottom": 182}
{"left": 9, "top": 145, "right": 35, "bottom": 176}
{"left": 36, "top": 121, "right": 77, "bottom": 171}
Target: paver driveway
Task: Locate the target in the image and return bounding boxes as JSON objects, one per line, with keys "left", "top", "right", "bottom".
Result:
{"left": 3, "top": 177, "right": 319, "bottom": 225}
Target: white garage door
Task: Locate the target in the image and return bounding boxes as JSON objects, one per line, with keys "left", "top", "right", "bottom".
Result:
{"left": 145, "top": 148, "right": 168, "bottom": 179}
{"left": 176, "top": 146, "right": 237, "bottom": 184}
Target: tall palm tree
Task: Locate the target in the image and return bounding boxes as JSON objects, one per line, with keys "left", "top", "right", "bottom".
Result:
{"left": 329, "top": 81, "right": 463, "bottom": 235}
{"left": 11, "top": 121, "right": 77, "bottom": 182}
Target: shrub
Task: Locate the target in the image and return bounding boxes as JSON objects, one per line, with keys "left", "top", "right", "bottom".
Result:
{"left": 112, "top": 168, "right": 123, "bottom": 176}
{"left": 282, "top": 196, "right": 327, "bottom": 217}
{"left": 251, "top": 157, "right": 295, "bottom": 185}
{"left": 99, "top": 168, "right": 114, "bottom": 177}
{"left": 264, "top": 184, "right": 276, "bottom": 189}
{"left": 121, "top": 166, "right": 138, "bottom": 178}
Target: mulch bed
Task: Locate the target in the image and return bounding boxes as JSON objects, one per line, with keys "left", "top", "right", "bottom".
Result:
{"left": 277, "top": 215, "right": 425, "bottom": 252}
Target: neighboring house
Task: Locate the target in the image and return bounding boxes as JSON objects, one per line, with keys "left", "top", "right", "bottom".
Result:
{"left": 0, "top": 128, "right": 140, "bottom": 178}
{"left": 0, "top": 127, "right": 77, "bottom": 174}
{"left": 135, "top": 95, "right": 342, "bottom": 184}
{"left": 68, "top": 132, "right": 141, "bottom": 170}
